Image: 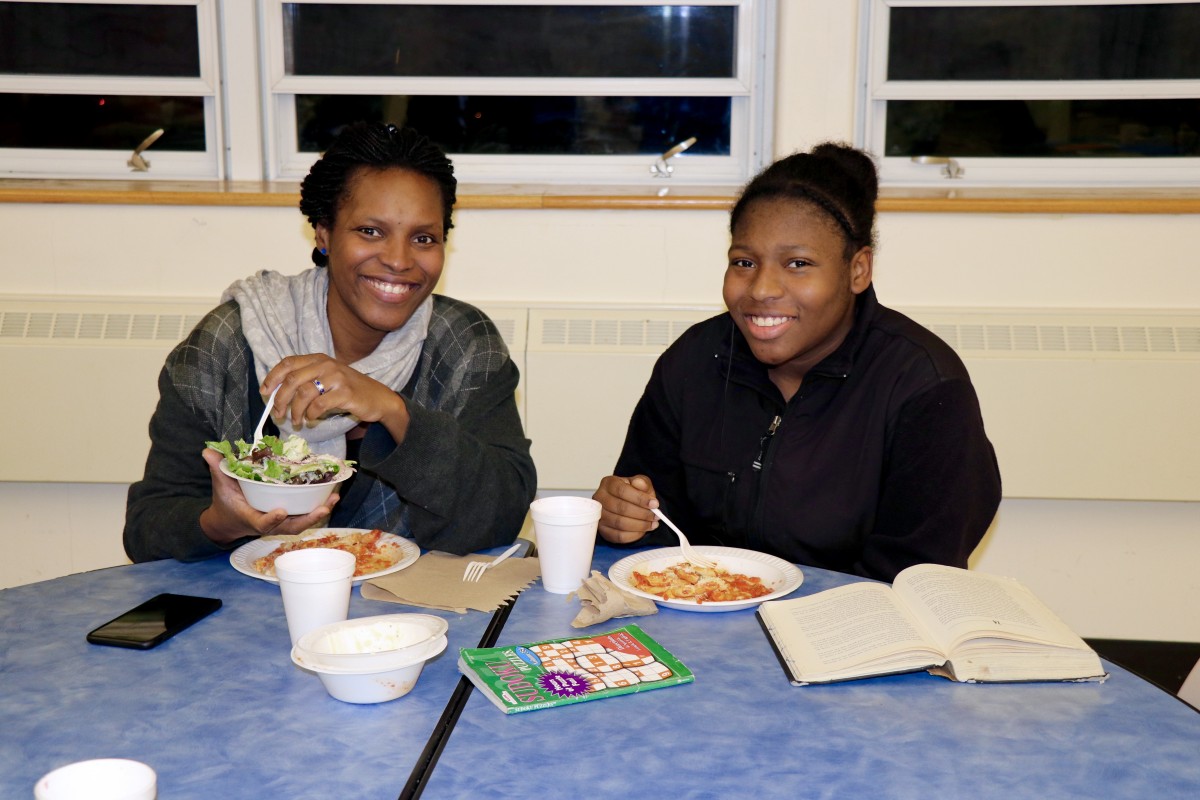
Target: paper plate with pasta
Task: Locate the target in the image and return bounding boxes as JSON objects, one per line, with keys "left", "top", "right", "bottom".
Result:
{"left": 608, "top": 546, "right": 803, "bottom": 613}
{"left": 230, "top": 528, "right": 419, "bottom": 584}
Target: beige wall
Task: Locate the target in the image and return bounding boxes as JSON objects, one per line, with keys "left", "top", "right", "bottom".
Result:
{"left": 2, "top": 1, "right": 1197, "bottom": 641}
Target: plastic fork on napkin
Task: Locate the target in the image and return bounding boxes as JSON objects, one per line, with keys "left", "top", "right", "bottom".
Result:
{"left": 362, "top": 550, "right": 540, "bottom": 613}
{"left": 570, "top": 570, "right": 658, "bottom": 628}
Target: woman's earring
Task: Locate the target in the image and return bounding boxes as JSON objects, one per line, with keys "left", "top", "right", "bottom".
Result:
{"left": 320, "top": 248, "right": 328, "bottom": 256}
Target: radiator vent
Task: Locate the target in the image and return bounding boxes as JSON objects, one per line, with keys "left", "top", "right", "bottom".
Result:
{"left": 0, "top": 310, "right": 206, "bottom": 343}
{"left": 925, "top": 322, "right": 1200, "bottom": 356}
{"left": 539, "top": 316, "right": 700, "bottom": 349}
{"left": 530, "top": 308, "right": 1200, "bottom": 359}
{"left": 522, "top": 305, "right": 1199, "bottom": 500}
{"left": 490, "top": 316, "right": 517, "bottom": 346}
{"left": 3, "top": 299, "right": 1197, "bottom": 501}
{"left": 0, "top": 305, "right": 523, "bottom": 350}
{"left": 531, "top": 308, "right": 714, "bottom": 353}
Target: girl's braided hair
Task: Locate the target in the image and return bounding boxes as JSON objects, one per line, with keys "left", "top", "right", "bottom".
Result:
{"left": 299, "top": 122, "right": 457, "bottom": 266}
{"left": 730, "top": 142, "right": 878, "bottom": 259}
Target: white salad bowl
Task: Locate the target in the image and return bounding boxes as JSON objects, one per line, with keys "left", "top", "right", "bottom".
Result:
{"left": 219, "top": 460, "right": 353, "bottom": 515}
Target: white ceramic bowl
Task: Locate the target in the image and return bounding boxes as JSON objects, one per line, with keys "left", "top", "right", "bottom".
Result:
{"left": 292, "top": 633, "right": 448, "bottom": 704}
{"left": 219, "top": 460, "right": 353, "bottom": 515}
{"left": 294, "top": 613, "right": 449, "bottom": 671}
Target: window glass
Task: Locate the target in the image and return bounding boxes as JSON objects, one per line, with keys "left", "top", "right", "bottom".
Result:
{"left": 283, "top": 4, "right": 735, "bottom": 78}
{"left": 888, "top": 4, "right": 1200, "bottom": 82}
{"left": 884, "top": 99, "right": 1200, "bottom": 159}
{"left": 863, "top": 0, "right": 1200, "bottom": 184}
{"left": 268, "top": 1, "right": 769, "bottom": 183}
{"left": 0, "top": 0, "right": 768, "bottom": 182}
{"left": 296, "top": 94, "right": 731, "bottom": 156}
{"left": 0, "top": 2, "right": 199, "bottom": 77}
{"left": 0, "top": 0, "right": 217, "bottom": 177}
{"left": 0, "top": 94, "right": 206, "bottom": 150}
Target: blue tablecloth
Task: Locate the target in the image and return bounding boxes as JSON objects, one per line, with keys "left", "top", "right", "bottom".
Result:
{"left": 3, "top": 546, "right": 1198, "bottom": 799}
{"left": 422, "top": 547, "right": 1200, "bottom": 800}
{"left": 0, "top": 555, "right": 490, "bottom": 799}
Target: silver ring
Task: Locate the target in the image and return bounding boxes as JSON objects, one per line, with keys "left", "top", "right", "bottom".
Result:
{"left": 313, "top": 379, "right": 326, "bottom": 396}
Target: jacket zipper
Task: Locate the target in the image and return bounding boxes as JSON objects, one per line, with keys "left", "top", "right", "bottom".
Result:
{"left": 752, "top": 415, "right": 782, "bottom": 471}
{"left": 747, "top": 414, "right": 782, "bottom": 550}
{"left": 720, "top": 471, "right": 738, "bottom": 540}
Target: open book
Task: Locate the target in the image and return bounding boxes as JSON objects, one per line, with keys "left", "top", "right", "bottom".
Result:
{"left": 757, "top": 563, "right": 1107, "bottom": 685}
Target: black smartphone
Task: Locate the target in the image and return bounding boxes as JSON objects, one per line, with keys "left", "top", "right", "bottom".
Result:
{"left": 86, "top": 593, "right": 222, "bottom": 650}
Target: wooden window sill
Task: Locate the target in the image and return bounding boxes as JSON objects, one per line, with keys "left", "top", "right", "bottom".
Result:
{"left": 1, "top": 179, "right": 1199, "bottom": 214}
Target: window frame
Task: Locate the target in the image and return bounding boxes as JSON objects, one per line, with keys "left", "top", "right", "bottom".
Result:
{"left": 260, "top": 0, "right": 777, "bottom": 186}
{"left": 857, "top": 0, "right": 1200, "bottom": 187}
{"left": 0, "top": 0, "right": 226, "bottom": 180}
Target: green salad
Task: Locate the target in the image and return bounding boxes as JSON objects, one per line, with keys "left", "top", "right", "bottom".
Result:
{"left": 207, "top": 434, "right": 354, "bottom": 486}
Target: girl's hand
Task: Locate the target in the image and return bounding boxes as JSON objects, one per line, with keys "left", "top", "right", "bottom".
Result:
{"left": 198, "top": 448, "right": 338, "bottom": 544}
{"left": 261, "top": 354, "right": 412, "bottom": 444}
{"left": 593, "top": 474, "right": 660, "bottom": 544}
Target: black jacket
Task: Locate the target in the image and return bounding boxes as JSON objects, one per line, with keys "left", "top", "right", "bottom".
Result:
{"left": 613, "top": 285, "right": 1001, "bottom": 582}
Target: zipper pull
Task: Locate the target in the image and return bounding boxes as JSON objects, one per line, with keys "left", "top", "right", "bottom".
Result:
{"left": 751, "top": 415, "right": 782, "bottom": 471}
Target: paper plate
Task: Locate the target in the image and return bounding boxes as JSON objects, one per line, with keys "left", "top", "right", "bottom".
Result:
{"left": 230, "top": 528, "right": 419, "bottom": 585}
{"left": 608, "top": 546, "right": 803, "bottom": 613}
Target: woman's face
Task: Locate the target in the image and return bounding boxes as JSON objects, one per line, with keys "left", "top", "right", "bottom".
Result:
{"left": 722, "top": 197, "right": 872, "bottom": 395}
{"left": 315, "top": 167, "right": 446, "bottom": 362}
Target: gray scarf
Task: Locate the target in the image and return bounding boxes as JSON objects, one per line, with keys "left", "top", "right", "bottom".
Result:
{"left": 222, "top": 268, "right": 430, "bottom": 458}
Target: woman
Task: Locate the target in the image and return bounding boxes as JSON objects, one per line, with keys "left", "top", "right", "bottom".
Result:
{"left": 125, "top": 122, "right": 536, "bottom": 562}
{"left": 593, "top": 143, "right": 1000, "bottom": 582}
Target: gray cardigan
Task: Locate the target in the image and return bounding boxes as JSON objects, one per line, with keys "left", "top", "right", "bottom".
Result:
{"left": 124, "top": 295, "right": 536, "bottom": 562}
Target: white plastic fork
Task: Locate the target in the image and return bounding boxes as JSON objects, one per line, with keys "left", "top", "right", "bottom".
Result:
{"left": 463, "top": 542, "right": 522, "bottom": 582}
{"left": 253, "top": 384, "right": 282, "bottom": 444}
{"left": 651, "top": 508, "right": 718, "bottom": 569}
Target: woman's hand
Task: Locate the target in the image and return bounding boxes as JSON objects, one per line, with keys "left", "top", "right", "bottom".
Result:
{"left": 198, "top": 448, "right": 339, "bottom": 545}
{"left": 593, "top": 474, "right": 660, "bottom": 544}
{"left": 261, "top": 354, "right": 411, "bottom": 444}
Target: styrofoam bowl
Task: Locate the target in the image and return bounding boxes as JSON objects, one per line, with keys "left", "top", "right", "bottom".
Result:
{"left": 294, "top": 613, "right": 449, "bottom": 671}
{"left": 292, "top": 634, "right": 448, "bottom": 704}
{"left": 219, "top": 460, "right": 353, "bottom": 515}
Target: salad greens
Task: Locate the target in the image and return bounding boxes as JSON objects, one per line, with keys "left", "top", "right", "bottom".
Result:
{"left": 207, "top": 434, "right": 354, "bottom": 486}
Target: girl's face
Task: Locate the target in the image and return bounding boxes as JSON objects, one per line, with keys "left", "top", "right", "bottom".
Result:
{"left": 315, "top": 167, "right": 446, "bottom": 363}
{"left": 722, "top": 197, "right": 872, "bottom": 398}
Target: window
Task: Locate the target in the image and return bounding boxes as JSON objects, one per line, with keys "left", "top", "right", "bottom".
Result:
{"left": 0, "top": 0, "right": 774, "bottom": 184}
{"left": 264, "top": 1, "right": 776, "bottom": 185}
{"left": 0, "top": 0, "right": 222, "bottom": 179}
{"left": 859, "top": 0, "right": 1200, "bottom": 186}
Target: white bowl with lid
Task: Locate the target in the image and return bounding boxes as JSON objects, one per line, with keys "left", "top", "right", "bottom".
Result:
{"left": 290, "top": 614, "right": 450, "bottom": 703}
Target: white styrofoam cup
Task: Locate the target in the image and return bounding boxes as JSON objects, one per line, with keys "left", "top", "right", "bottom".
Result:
{"left": 274, "top": 548, "right": 356, "bottom": 646}
{"left": 34, "top": 758, "right": 156, "bottom": 800}
{"left": 530, "top": 496, "right": 601, "bottom": 594}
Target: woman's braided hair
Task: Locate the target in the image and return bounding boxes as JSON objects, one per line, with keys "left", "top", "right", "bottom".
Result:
{"left": 299, "top": 122, "right": 457, "bottom": 266}
{"left": 730, "top": 142, "right": 878, "bottom": 260}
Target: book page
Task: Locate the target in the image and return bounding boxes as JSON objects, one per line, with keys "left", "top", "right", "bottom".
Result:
{"left": 759, "top": 582, "right": 941, "bottom": 680}
{"left": 893, "top": 564, "right": 1086, "bottom": 654}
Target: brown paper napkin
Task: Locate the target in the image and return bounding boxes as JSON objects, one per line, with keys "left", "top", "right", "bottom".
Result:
{"left": 362, "top": 551, "right": 541, "bottom": 613}
{"left": 570, "top": 570, "right": 658, "bottom": 628}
